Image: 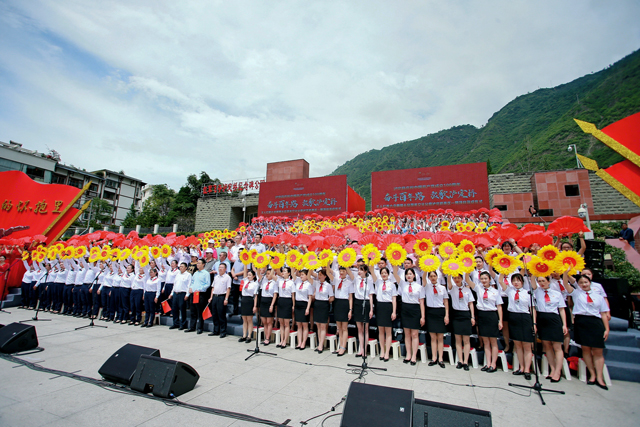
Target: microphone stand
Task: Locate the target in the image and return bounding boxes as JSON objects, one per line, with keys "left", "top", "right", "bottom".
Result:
{"left": 246, "top": 290, "right": 276, "bottom": 361}
{"left": 20, "top": 273, "right": 51, "bottom": 322}
{"left": 76, "top": 271, "right": 107, "bottom": 331}
{"left": 508, "top": 280, "right": 564, "bottom": 405}
{"left": 347, "top": 289, "right": 386, "bottom": 379}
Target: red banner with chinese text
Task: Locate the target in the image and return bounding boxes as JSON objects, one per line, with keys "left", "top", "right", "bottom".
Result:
{"left": 371, "top": 163, "right": 490, "bottom": 212}
{"left": 0, "top": 171, "right": 86, "bottom": 242}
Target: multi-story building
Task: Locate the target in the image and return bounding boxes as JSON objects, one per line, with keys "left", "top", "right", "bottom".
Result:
{"left": 0, "top": 140, "right": 146, "bottom": 226}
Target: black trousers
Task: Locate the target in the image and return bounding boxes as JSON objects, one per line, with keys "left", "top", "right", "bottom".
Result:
{"left": 161, "top": 284, "right": 173, "bottom": 314}
{"left": 172, "top": 292, "right": 187, "bottom": 328}
{"left": 230, "top": 284, "right": 240, "bottom": 314}
{"left": 189, "top": 293, "right": 207, "bottom": 332}
{"left": 91, "top": 283, "right": 101, "bottom": 316}
{"left": 81, "top": 284, "right": 91, "bottom": 315}
{"left": 210, "top": 294, "right": 227, "bottom": 334}
{"left": 73, "top": 285, "right": 83, "bottom": 314}
{"left": 63, "top": 285, "right": 74, "bottom": 313}
{"left": 143, "top": 292, "right": 156, "bottom": 325}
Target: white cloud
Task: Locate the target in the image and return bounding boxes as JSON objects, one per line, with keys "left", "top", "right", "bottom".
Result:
{"left": 1, "top": 1, "right": 639, "bottom": 190}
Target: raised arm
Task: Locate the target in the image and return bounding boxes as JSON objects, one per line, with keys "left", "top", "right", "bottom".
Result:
{"left": 562, "top": 270, "right": 575, "bottom": 294}
{"left": 497, "top": 273, "right": 508, "bottom": 292}
{"left": 464, "top": 272, "right": 476, "bottom": 290}
{"left": 391, "top": 264, "right": 401, "bottom": 284}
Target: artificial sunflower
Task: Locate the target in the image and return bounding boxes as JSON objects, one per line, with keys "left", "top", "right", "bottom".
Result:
{"left": 119, "top": 248, "right": 132, "bottom": 261}
{"left": 538, "top": 245, "right": 560, "bottom": 262}
{"left": 150, "top": 246, "right": 161, "bottom": 259}
{"left": 248, "top": 249, "right": 258, "bottom": 263}
{"left": 414, "top": 239, "right": 434, "bottom": 257}
{"left": 554, "top": 251, "right": 585, "bottom": 275}
{"left": 458, "top": 239, "right": 475, "bottom": 255}
{"left": 457, "top": 253, "right": 476, "bottom": 273}
{"left": 22, "top": 251, "right": 30, "bottom": 261}
{"left": 493, "top": 254, "right": 520, "bottom": 276}
{"left": 485, "top": 248, "right": 504, "bottom": 266}
{"left": 111, "top": 248, "right": 121, "bottom": 262}
{"left": 139, "top": 253, "right": 150, "bottom": 268}
{"left": 100, "top": 247, "right": 111, "bottom": 260}
{"left": 456, "top": 222, "right": 465, "bottom": 232}
{"left": 47, "top": 247, "right": 58, "bottom": 261}
{"left": 441, "top": 220, "right": 450, "bottom": 228}
{"left": 89, "top": 251, "right": 101, "bottom": 264}
{"left": 386, "top": 243, "right": 407, "bottom": 266}
{"left": 239, "top": 250, "right": 252, "bottom": 265}
{"left": 254, "top": 252, "right": 272, "bottom": 269}
{"left": 438, "top": 242, "right": 457, "bottom": 259}
{"left": 419, "top": 255, "right": 440, "bottom": 273}
{"left": 74, "top": 246, "right": 87, "bottom": 258}
{"left": 161, "top": 244, "right": 171, "bottom": 258}
{"left": 286, "top": 250, "right": 303, "bottom": 268}
{"left": 337, "top": 248, "right": 357, "bottom": 268}
{"left": 526, "top": 255, "right": 554, "bottom": 277}
{"left": 270, "top": 252, "right": 285, "bottom": 269}
{"left": 465, "top": 222, "right": 476, "bottom": 232}
{"left": 318, "top": 249, "right": 335, "bottom": 267}
{"left": 477, "top": 221, "right": 487, "bottom": 230}
{"left": 442, "top": 258, "right": 464, "bottom": 276}
{"left": 361, "top": 244, "right": 381, "bottom": 267}
{"left": 517, "top": 252, "right": 533, "bottom": 265}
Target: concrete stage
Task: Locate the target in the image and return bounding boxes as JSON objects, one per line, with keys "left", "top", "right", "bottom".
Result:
{"left": 0, "top": 309, "right": 637, "bottom": 427}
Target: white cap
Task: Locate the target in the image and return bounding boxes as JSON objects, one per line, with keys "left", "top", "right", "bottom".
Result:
{"left": 205, "top": 248, "right": 214, "bottom": 253}
{"left": 208, "top": 239, "right": 215, "bottom": 243}
{"left": 190, "top": 250, "right": 198, "bottom": 258}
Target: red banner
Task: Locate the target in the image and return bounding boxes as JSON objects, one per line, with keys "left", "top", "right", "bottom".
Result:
{"left": 258, "top": 175, "right": 348, "bottom": 217}
{"left": 371, "top": 162, "right": 490, "bottom": 212}
{"left": 0, "top": 171, "right": 87, "bottom": 243}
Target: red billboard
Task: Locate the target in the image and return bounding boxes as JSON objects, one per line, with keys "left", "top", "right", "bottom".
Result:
{"left": 371, "top": 162, "right": 490, "bottom": 212}
{"left": 258, "top": 175, "right": 349, "bottom": 217}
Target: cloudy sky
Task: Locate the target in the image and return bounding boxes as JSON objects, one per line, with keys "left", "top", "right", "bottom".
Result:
{"left": 1, "top": 1, "right": 639, "bottom": 190}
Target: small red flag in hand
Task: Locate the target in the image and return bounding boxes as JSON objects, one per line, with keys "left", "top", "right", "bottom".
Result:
{"left": 161, "top": 300, "right": 171, "bottom": 314}
{"left": 193, "top": 292, "right": 199, "bottom": 304}
{"left": 203, "top": 306, "right": 212, "bottom": 320}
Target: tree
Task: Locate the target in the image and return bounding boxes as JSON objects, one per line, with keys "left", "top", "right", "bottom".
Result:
{"left": 72, "top": 197, "right": 113, "bottom": 229}
{"left": 486, "top": 159, "right": 493, "bottom": 175}
{"left": 121, "top": 202, "right": 139, "bottom": 228}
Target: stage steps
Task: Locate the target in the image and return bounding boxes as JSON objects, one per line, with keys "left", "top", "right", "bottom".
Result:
{"left": 1, "top": 287, "right": 22, "bottom": 308}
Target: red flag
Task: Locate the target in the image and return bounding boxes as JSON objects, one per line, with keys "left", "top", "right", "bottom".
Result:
{"left": 161, "top": 300, "right": 171, "bottom": 314}
{"left": 193, "top": 291, "right": 199, "bottom": 304}
{"left": 203, "top": 306, "right": 212, "bottom": 320}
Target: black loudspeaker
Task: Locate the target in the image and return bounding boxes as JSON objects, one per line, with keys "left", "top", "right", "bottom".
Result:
{"left": 98, "top": 344, "right": 160, "bottom": 385}
{"left": 601, "top": 277, "right": 631, "bottom": 321}
{"left": 0, "top": 323, "right": 38, "bottom": 353}
{"left": 130, "top": 354, "right": 199, "bottom": 398}
{"left": 341, "top": 382, "right": 414, "bottom": 427}
{"left": 412, "top": 399, "right": 492, "bottom": 426}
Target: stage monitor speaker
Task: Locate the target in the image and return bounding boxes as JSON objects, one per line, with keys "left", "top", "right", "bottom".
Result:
{"left": 341, "top": 382, "right": 414, "bottom": 427}
{"left": 98, "top": 344, "right": 160, "bottom": 385}
{"left": 0, "top": 323, "right": 38, "bottom": 353}
{"left": 130, "top": 354, "right": 199, "bottom": 398}
{"left": 412, "top": 399, "right": 492, "bottom": 427}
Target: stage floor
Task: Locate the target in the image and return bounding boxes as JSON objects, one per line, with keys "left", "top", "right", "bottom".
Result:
{"left": 0, "top": 310, "right": 637, "bottom": 427}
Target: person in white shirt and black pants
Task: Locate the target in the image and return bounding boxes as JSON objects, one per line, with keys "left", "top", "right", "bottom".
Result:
{"left": 169, "top": 263, "right": 191, "bottom": 330}
{"left": 448, "top": 274, "right": 475, "bottom": 371}
{"left": 532, "top": 276, "right": 567, "bottom": 383}
{"left": 208, "top": 263, "right": 232, "bottom": 338}
{"left": 371, "top": 266, "right": 397, "bottom": 362}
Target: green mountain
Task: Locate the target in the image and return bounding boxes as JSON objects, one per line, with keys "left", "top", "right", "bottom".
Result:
{"left": 332, "top": 49, "right": 640, "bottom": 207}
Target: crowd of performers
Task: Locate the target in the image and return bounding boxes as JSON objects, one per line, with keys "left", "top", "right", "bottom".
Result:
{"left": 0, "top": 209, "right": 611, "bottom": 390}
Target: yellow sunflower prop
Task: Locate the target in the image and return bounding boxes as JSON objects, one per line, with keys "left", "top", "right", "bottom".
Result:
{"left": 111, "top": 248, "right": 121, "bottom": 262}
{"left": 517, "top": 252, "right": 533, "bottom": 265}
{"left": 270, "top": 252, "right": 285, "bottom": 269}
{"left": 119, "top": 248, "right": 132, "bottom": 261}
{"left": 485, "top": 248, "right": 503, "bottom": 266}
{"left": 456, "top": 222, "right": 465, "bottom": 232}
{"left": 22, "top": 251, "right": 30, "bottom": 261}
{"left": 414, "top": 239, "right": 434, "bottom": 257}
{"left": 239, "top": 250, "right": 252, "bottom": 265}
{"left": 438, "top": 242, "right": 457, "bottom": 259}
{"left": 47, "top": 247, "right": 58, "bottom": 261}
{"left": 139, "top": 253, "right": 150, "bottom": 268}
{"left": 386, "top": 243, "right": 407, "bottom": 266}
{"left": 89, "top": 251, "right": 101, "bottom": 264}
{"left": 441, "top": 220, "right": 450, "bottom": 229}
{"left": 554, "top": 251, "right": 585, "bottom": 275}
{"left": 526, "top": 255, "right": 554, "bottom": 277}
{"left": 74, "top": 246, "right": 87, "bottom": 258}
{"left": 286, "top": 250, "right": 303, "bottom": 268}
{"left": 419, "top": 254, "right": 440, "bottom": 272}
{"left": 538, "top": 245, "right": 560, "bottom": 262}
{"left": 458, "top": 253, "right": 476, "bottom": 274}
{"left": 100, "top": 246, "right": 111, "bottom": 261}
{"left": 318, "top": 249, "right": 335, "bottom": 267}
{"left": 442, "top": 258, "right": 464, "bottom": 276}
{"left": 150, "top": 246, "right": 161, "bottom": 259}
{"left": 493, "top": 254, "right": 520, "bottom": 276}
{"left": 254, "top": 252, "right": 272, "bottom": 269}
{"left": 361, "top": 244, "right": 381, "bottom": 266}
{"left": 458, "top": 239, "right": 475, "bottom": 255}
{"left": 337, "top": 248, "right": 357, "bottom": 268}
{"left": 161, "top": 244, "right": 172, "bottom": 258}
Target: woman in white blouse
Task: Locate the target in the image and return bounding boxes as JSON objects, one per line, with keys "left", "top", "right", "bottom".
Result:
{"left": 310, "top": 269, "right": 334, "bottom": 353}
{"left": 293, "top": 268, "right": 314, "bottom": 350}
{"left": 392, "top": 264, "right": 425, "bottom": 366}
{"left": 423, "top": 270, "right": 449, "bottom": 368}
{"left": 465, "top": 271, "right": 502, "bottom": 373}
{"left": 563, "top": 271, "right": 610, "bottom": 390}
{"left": 326, "top": 266, "right": 355, "bottom": 356}
{"left": 531, "top": 276, "right": 567, "bottom": 383}
{"left": 238, "top": 264, "right": 259, "bottom": 343}
{"left": 352, "top": 265, "right": 375, "bottom": 357}
{"left": 371, "top": 266, "right": 397, "bottom": 362}
{"left": 275, "top": 266, "right": 295, "bottom": 348}
{"left": 256, "top": 267, "right": 278, "bottom": 346}
{"left": 448, "top": 274, "right": 475, "bottom": 371}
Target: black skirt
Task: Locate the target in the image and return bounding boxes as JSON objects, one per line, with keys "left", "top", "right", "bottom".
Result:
{"left": 353, "top": 298, "right": 371, "bottom": 323}
{"left": 451, "top": 308, "right": 472, "bottom": 336}
{"left": 537, "top": 312, "right": 564, "bottom": 343}
{"left": 476, "top": 310, "right": 500, "bottom": 338}
{"left": 376, "top": 301, "right": 393, "bottom": 327}
{"left": 508, "top": 312, "right": 534, "bottom": 343}
{"left": 260, "top": 296, "right": 274, "bottom": 318}
{"left": 501, "top": 296, "right": 510, "bottom": 322}
{"left": 426, "top": 307, "right": 447, "bottom": 334}
{"left": 294, "top": 300, "right": 309, "bottom": 323}
{"left": 334, "top": 298, "right": 350, "bottom": 322}
{"left": 574, "top": 314, "right": 605, "bottom": 348}
{"left": 277, "top": 296, "right": 293, "bottom": 319}
{"left": 314, "top": 300, "right": 330, "bottom": 324}
{"left": 241, "top": 295, "right": 255, "bottom": 317}
{"left": 401, "top": 302, "right": 421, "bottom": 330}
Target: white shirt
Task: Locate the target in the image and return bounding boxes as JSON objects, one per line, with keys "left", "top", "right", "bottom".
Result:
{"left": 241, "top": 278, "right": 260, "bottom": 297}
{"left": 22, "top": 270, "right": 34, "bottom": 284}
{"left": 172, "top": 271, "right": 192, "bottom": 294}
{"left": 333, "top": 277, "right": 354, "bottom": 300}
{"left": 506, "top": 286, "right": 531, "bottom": 314}
{"left": 132, "top": 272, "right": 146, "bottom": 290}
{"left": 533, "top": 288, "right": 566, "bottom": 314}
{"left": 353, "top": 276, "right": 375, "bottom": 300}
{"left": 315, "top": 280, "right": 334, "bottom": 301}
{"left": 571, "top": 286, "right": 609, "bottom": 318}
{"left": 54, "top": 269, "right": 68, "bottom": 284}
{"left": 144, "top": 277, "right": 161, "bottom": 298}
{"left": 424, "top": 282, "right": 448, "bottom": 308}
{"left": 375, "top": 279, "right": 397, "bottom": 303}
{"left": 474, "top": 286, "right": 502, "bottom": 312}
{"left": 294, "top": 280, "right": 313, "bottom": 302}
{"left": 448, "top": 286, "right": 475, "bottom": 311}
{"left": 121, "top": 272, "right": 135, "bottom": 289}
{"left": 212, "top": 273, "right": 232, "bottom": 295}
{"left": 278, "top": 278, "right": 295, "bottom": 298}
{"left": 399, "top": 280, "right": 425, "bottom": 305}
{"left": 260, "top": 277, "right": 277, "bottom": 298}
{"left": 166, "top": 267, "right": 180, "bottom": 285}
{"left": 590, "top": 281, "right": 607, "bottom": 298}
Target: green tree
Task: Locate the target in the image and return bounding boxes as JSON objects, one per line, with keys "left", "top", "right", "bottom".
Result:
{"left": 486, "top": 159, "right": 493, "bottom": 175}
{"left": 121, "top": 202, "right": 139, "bottom": 228}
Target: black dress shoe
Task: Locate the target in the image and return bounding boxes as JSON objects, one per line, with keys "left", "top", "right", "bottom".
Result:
{"left": 169, "top": 325, "right": 179, "bottom": 330}
{"left": 481, "top": 365, "right": 489, "bottom": 371}
{"left": 513, "top": 370, "right": 524, "bottom": 376}
{"left": 211, "top": 332, "right": 220, "bottom": 336}
{"left": 456, "top": 362, "right": 464, "bottom": 369}
{"left": 220, "top": 334, "right": 226, "bottom": 338}
{"left": 403, "top": 359, "right": 411, "bottom": 364}
{"left": 140, "top": 323, "right": 147, "bottom": 327}
{"left": 184, "top": 329, "right": 195, "bottom": 333}
{"left": 487, "top": 367, "right": 497, "bottom": 373}
{"left": 337, "top": 352, "right": 345, "bottom": 357}
{"left": 596, "top": 381, "right": 608, "bottom": 390}
{"left": 524, "top": 372, "right": 531, "bottom": 380}
{"left": 546, "top": 375, "right": 552, "bottom": 380}
{"left": 438, "top": 361, "right": 445, "bottom": 368}
{"left": 208, "top": 332, "right": 216, "bottom": 336}
{"left": 428, "top": 360, "right": 438, "bottom": 366}
{"left": 550, "top": 377, "right": 561, "bottom": 383}
{"left": 245, "top": 338, "right": 251, "bottom": 344}
{"left": 146, "top": 324, "right": 152, "bottom": 328}
{"left": 238, "top": 337, "right": 246, "bottom": 342}
{"left": 463, "top": 364, "right": 470, "bottom": 371}
{"left": 178, "top": 326, "right": 186, "bottom": 330}
{"left": 410, "top": 361, "right": 416, "bottom": 366}
{"left": 587, "top": 380, "right": 596, "bottom": 385}
{"left": 196, "top": 330, "right": 203, "bottom": 334}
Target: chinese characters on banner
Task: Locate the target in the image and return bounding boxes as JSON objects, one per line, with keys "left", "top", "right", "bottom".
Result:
{"left": 2, "top": 199, "right": 64, "bottom": 215}
{"left": 201, "top": 178, "right": 265, "bottom": 196}
{"left": 371, "top": 163, "right": 490, "bottom": 212}
{"left": 258, "top": 175, "right": 348, "bottom": 217}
